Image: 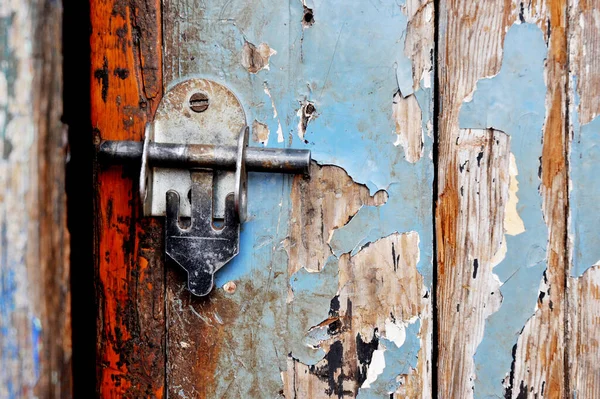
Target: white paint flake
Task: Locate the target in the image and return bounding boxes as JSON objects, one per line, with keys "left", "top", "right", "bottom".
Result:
{"left": 361, "top": 347, "right": 386, "bottom": 389}
{"left": 263, "top": 82, "right": 284, "bottom": 142}
{"left": 505, "top": 153, "right": 526, "bottom": 236}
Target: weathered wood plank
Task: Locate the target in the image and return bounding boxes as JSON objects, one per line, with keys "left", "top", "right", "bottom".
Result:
{"left": 437, "top": 1, "right": 568, "bottom": 397}
{"left": 91, "top": 0, "right": 165, "bottom": 396}
{"left": 1, "top": 0, "right": 71, "bottom": 397}
{"left": 162, "top": 0, "right": 434, "bottom": 397}
{"left": 567, "top": 0, "right": 600, "bottom": 395}
{"left": 508, "top": 2, "right": 568, "bottom": 397}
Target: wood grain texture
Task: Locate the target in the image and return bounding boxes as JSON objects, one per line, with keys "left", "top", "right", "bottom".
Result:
{"left": 0, "top": 0, "right": 72, "bottom": 397}
{"left": 567, "top": 0, "right": 600, "bottom": 395}
{"left": 436, "top": 4, "right": 516, "bottom": 396}
{"left": 568, "top": 266, "right": 600, "bottom": 397}
{"left": 508, "top": 2, "right": 568, "bottom": 397}
{"left": 91, "top": 0, "right": 164, "bottom": 396}
{"left": 436, "top": 128, "right": 509, "bottom": 398}
{"left": 437, "top": 1, "right": 569, "bottom": 397}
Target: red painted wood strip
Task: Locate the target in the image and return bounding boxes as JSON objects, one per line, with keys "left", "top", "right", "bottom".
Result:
{"left": 90, "top": 0, "right": 164, "bottom": 396}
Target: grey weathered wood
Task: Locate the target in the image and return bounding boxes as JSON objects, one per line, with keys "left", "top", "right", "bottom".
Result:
{"left": 0, "top": 0, "right": 71, "bottom": 397}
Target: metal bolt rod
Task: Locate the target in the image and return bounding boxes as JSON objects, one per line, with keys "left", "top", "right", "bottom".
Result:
{"left": 98, "top": 140, "right": 311, "bottom": 175}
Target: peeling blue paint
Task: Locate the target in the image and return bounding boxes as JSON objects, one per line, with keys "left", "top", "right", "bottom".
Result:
{"left": 570, "top": 77, "right": 600, "bottom": 277}
{"left": 458, "top": 23, "right": 548, "bottom": 397}
{"left": 31, "top": 317, "right": 41, "bottom": 382}
{"left": 329, "top": 183, "right": 432, "bottom": 286}
{"left": 289, "top": 257, "right": 339, "bottom": 365}
{"left": 171, "top": 0, "right": 432, "bottom": 395}
{"left": 1, "top": 266, "right": 19, "bottom": 399}
{"left": 357, "top": 321, "right": 421, "bottom": 398}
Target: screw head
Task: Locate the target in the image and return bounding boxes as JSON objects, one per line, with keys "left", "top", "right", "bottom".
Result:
{"left": 189, "top": 92, "right": 209, "bottom": 113}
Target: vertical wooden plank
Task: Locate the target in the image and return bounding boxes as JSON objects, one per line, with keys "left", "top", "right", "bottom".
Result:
{"left": 1, "top": 0, "right": 71, "bottom": 397}
{"left": 90, "top": 0, "right": 165, "bottom": 397}
{"left": 162, "top": 0, "right": 434, "bottom": 397}
{"left": 437, "top": 1, "right": 568, "bottom": 397}
{"left": 567, "top": 0, "right": 600, "bottom": 395}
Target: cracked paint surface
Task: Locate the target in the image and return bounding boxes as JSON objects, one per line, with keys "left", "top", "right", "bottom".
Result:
{"left": 458, "top": 23, "right": 548, "bottom": 397}
{"left": 164, "top": 0, "right": 433, "bottom": 395}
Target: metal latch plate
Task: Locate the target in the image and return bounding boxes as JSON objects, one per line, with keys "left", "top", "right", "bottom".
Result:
{"left": 141, "top": 79, "right": 246, "bottom": 218}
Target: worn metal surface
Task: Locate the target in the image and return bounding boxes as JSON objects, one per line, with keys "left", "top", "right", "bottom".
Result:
{"left": 166, "top": 173, "right": 240, "bottom": 296}
{"left": 0, "top": 0, "right": 71, "bottom": 397}
{"left": 98, "top": 141, "right": 311, "bottom": 174}
{"left": 146, "top": 79, "right": 246, "bottom": 218}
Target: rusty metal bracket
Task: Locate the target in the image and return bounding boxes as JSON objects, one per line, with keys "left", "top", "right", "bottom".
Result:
{"left": 98, "top": 78, "right": 311, "bottom": 296}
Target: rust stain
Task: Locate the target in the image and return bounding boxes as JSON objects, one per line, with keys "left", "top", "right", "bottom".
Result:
{"left": 166, "top": 281, "right": 239, "bottom": 398}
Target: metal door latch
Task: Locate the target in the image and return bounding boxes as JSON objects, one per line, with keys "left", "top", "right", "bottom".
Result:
{"left": 98, "top": 78, "right": 311, "bottom": 296}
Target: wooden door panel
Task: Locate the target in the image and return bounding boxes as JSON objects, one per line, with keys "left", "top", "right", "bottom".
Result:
{"left": 568, "top": 0, "right": 600, "bottom": 396}
{"left": 89, "top": 0, "right": 600, "bottom": 397}
{"left": 162, "top": 0, "right": 434, "bottom": 397}
{"left": 437, "top": 1, "right": 569, "bottom": 397}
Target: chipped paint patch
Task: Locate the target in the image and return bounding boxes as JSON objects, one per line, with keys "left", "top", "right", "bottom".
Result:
{"left": 392, "top": 91, "right": 423, "bottom": 163}
{"left": 289, "top": 257, "right": 339, "bottom": 365}
{"left": 296, "top": 100, "right": 316, "bottom": 142}
{"left": 329, "top": 185, "right": 431, "bottom": 285}
{"left": 357, "top": 321, "right": 421, "bottom": 398}
{"left": 262, "top": 83, "right": 284, "bottom": 143}
{"left": 505, "top": 153, "right": 525, "bottom": 236}
{"left": 241, "top": 41, "right": 277, "bottom": 74}
{"left": 251, "top": 120, "right": 269, "bottom": 146}
{"left": 360, "top": 347, "right": 385, "bottom": 388}
{"left": 570, "top": 109, "right": 600, "bottom": 277}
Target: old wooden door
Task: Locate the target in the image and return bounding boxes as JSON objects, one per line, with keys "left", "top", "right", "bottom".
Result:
{"left": 91, "top": 0, "right": 600, "bottom": 398}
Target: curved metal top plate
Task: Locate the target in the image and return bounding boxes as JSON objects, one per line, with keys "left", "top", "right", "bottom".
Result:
{"left": 144, "top": 79, "right": 247, "bottom": 217}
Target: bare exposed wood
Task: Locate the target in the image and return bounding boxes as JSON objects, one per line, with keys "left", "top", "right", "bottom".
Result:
{"left": 437, "top": 1, "right": 568, "bottom": 397}
{"left": 0, "top": 0, "right": 71, "bottom": 397}
{"left": 284, "top": 232, "right": 431, "bottom": 398}
{"left": 567, "top": 0, "right": 600, "bottom": 395}
{"left": 437, "top": 128, "right": 509, "bottom": 397}
{"left": 437, "top": 4, "right": 517, "bottom": 396}
{"left": 287, "top": 164, "right": 387, "bottom": 274}
{"left": 568, "top": 266, "right": 600, "bottom": 397}
{"left": 510, "top": 1, "right": 568, "bottom": 396}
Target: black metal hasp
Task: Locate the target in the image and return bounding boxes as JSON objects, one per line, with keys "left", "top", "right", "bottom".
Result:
{"left": 97, "top": 78, "right": 311, "bottom": 297}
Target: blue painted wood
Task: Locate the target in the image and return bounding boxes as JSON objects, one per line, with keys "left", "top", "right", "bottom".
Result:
{"left": 459, "top": 23, "right": 548, "bottom": 397}
{"left": 163, "top": 0, "right": 433, "bottom": 396}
